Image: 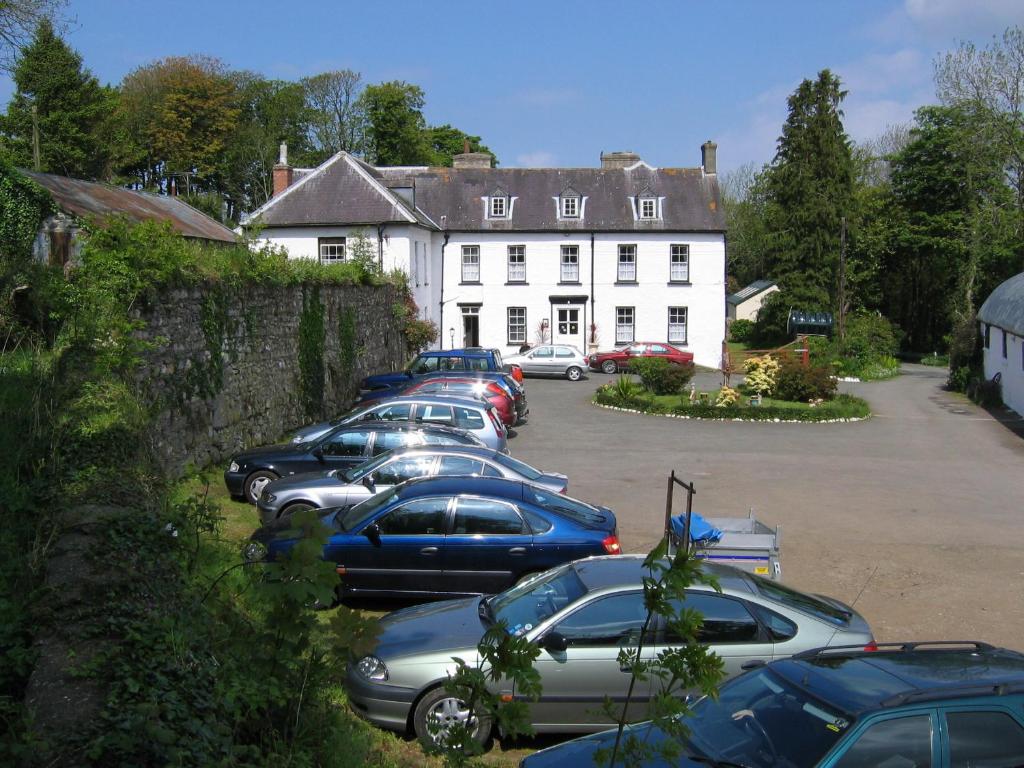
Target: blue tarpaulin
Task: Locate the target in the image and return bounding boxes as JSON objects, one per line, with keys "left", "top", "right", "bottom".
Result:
{"left": 670, "top": 513, "right": 723, "bottom": 543}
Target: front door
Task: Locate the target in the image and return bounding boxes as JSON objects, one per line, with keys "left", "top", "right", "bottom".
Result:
{"left": 553, "top": 307, "right": 581, "bottom": 348}
{"left": 462, "top": 307, "right": 480, "bottom": 347}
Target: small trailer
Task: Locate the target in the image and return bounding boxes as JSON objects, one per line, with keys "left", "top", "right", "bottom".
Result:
{"left": 669, "top": 511, "right": 782, "bottom": 580}
{"left": 663, "top": 471, "right": 782, "bottom": 581}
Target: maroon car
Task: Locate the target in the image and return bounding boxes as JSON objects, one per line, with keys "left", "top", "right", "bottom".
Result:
{"left": 587, "top": 342, "right": 694, "bottom": 374}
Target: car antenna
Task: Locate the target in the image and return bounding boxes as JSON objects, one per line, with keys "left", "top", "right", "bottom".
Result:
{"left": 825, "top": 564, "right": 878, "bottom": 646}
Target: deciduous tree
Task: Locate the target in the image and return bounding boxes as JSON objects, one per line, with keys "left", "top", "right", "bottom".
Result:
{"left": 361, "top": 80, "right": 430, "bottom": 166}
{"left": 301, "top": 69, "right": 365, "bottom": 160}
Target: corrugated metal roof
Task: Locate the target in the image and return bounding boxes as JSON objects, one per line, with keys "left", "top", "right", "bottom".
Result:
{"left": 246, "top": 152, "right": 725, "bottom": 233}
{"left": 24, "top": 171, "right": 236, "bottom": 242}
{"left": 727, "top": 279, "right": 776, "bottom": 305}
{"left": 978, "top": 271, "right": 1024, "bottom": 337}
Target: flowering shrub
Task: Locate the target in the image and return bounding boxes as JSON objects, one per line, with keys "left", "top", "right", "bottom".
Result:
{"left": 743, "top": 355, "right": 780, "bottom": 396}
{"left": 715, "top": 386, "right": 740, "bottom": 407}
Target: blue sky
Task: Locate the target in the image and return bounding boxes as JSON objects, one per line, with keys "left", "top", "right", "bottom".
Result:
{"left": 5, "top": 0, "right": 1023, "bottom": 174}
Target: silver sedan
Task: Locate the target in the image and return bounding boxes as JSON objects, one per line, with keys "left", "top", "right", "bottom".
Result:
{"left": 345, "top": 556, "right": 873, "bottom": 746}
{"left": 256, "top": 445, "right": 568, "bottom": 523}
{"left": 503, "top": 345, "right": 589, "bottom": 381}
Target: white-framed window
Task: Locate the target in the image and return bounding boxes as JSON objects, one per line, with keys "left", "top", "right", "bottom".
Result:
{"left": 561, "top": 195, "right": 579, "bottom": 218}
{"left": 490, "top": 196, "right": 507, "bottom": 218}
{"left": 461, "top": 245, "right": 480, "bottom": 283}
{"left": 560, "top": 245, "right": 579, "bottom": 282}
{"left": 668, "top": 306, "right": 687, "bottom": 344}
{"left": 318, "top": 237, "right": 346, "bottom": 264}
{"left": 508, "top": 307, "right": 527, "bottom": 345}
{"left": 616, "top": 306, "right": 635, "bottom": 344}
{"left": 670, "top": 244, "right": 689, "bottom": 282}
{"left": 639, "top": 197, "right": 657, "bottom": 219}
{"left": 617, "top": 245, "right": 637, "bottom": 282}
{"left": 507, "top": 245, "right": 526, "bottom": 282}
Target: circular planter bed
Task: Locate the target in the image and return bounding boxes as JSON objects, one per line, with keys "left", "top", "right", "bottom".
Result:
{"left": 592, "top": 390, "right": 871, "bottom": 423}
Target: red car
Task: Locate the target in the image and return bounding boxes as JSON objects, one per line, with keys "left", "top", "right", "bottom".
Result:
{"left": 587, "top": 342, "right": 694, "bottom": 374}
{"left": 401, "top": 377, "right": 517, "bottom": 427}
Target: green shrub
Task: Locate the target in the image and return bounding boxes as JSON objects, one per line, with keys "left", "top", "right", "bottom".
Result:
{"left": 774, "top": 357, "right": 837, "bottom": 401}
{"left": 858, "top": 355, "right": 900, "bottom": 381}
{"left": 842, "top": 312, "right": 900, "bottom": 362}
{"left": 670, "top": 394, "right": 868, "bottom": 421}
{"left": 750, "top": 291, "right": 792, "bottom": 347}
{"left": 919, "top": 354, "right": 949, "bottom": 367}
{"left": 630, "top": 357, "right": 695, "bottom": 395}
{"left": 595, "top": 376, "right": 655, "bottom": 409}
{"left": 948, "top": 365, "right": 972, "bottom": 392}
{"left": 728, "top": 319, "right": 754, "bottom": 343}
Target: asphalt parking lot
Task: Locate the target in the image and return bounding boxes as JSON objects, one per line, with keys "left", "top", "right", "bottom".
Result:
{"left": 508, "top": 365, "right": 1024, "bottom": 648}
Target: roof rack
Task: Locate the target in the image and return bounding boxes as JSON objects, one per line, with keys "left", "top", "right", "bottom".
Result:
{"left": 792, "top": 641, "right": 996, "bottom": 660}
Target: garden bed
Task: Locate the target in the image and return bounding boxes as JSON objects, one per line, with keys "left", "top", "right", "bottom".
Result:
{"left": 593, "top": 389, "right": 870, "bottom": 423}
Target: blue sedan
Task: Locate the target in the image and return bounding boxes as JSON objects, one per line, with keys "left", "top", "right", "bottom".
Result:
{"left": 250, "top": 476, "right": 621, "bottom": 599}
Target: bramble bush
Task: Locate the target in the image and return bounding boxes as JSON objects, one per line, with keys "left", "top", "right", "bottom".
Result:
{"left": 630, "top": 357, "right": 695, "bottom": 395}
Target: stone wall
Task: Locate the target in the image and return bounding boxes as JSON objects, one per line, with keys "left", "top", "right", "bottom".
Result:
{"left": 133, "top": 282, "right": 407, "bottom": 475}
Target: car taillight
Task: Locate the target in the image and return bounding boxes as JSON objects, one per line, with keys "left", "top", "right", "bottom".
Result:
{"left": 511, "top": 365, "right": 523, "bottom": 383}
{"left": 863, "top": 641, "right": 879, "bottom": 652}
{"left": 602, "top": 535, "right": 621, "bottom": 555}
{"left": 560, "top": 485, "right": 567, "bottom": 494}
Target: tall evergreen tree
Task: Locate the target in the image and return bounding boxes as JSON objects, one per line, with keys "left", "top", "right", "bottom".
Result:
{"left": 361, "top": 81, "right": 430, "bottom": 166}
{"left": 0, "top": 18, "right": 108, "bottom": 178}
{"left": 763, "top": 69, "right": 854, "bottom": 310}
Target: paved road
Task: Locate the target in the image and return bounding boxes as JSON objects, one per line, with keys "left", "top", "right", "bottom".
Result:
{"left": 509, "top": 365, "right": 1024, "bottom": 648}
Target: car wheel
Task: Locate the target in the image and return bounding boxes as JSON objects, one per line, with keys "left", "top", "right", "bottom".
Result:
{"left": 566, "top": 366, "right": 583, "bottom": 381}
{"left": 601, "top": 360, "right": 617, "bottom": 374}
{"left": 412, "top": 685, "right": 492, "bottom": 750}
{"left": 244, "top": 470, "right": 278, "bottom": 505}
{"left": 281, "top": 501, "right": 316, "bottom": 518}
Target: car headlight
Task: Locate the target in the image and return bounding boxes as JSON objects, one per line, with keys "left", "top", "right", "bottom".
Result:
{"left": 229, "top": 461, "right": 240, "bottom": 473}
{"left": 242, "top": 541, "right": 267, "bottom": 563}
{"left": 356, "top": 655, "right": 388, "bottom": 681}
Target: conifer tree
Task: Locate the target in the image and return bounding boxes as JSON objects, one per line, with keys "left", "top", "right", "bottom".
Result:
{"left": 0, "top": 19, "right": 108, "bottom": 178}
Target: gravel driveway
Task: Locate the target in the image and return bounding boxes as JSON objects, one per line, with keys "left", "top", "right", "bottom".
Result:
{"left": 509, "top": 365, "right": 1024, "bottom": 647}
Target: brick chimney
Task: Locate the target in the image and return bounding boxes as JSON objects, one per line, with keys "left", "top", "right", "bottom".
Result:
{"left": 701, "top": 140, "right": 717, "bottom": 175}
{"left": 272, "top": 142, "right": 293, "bottom": 196}
{"left": 452, "top": 151, "right": 493, "bottom": 169}
{"left": 600, "top": 151, "right": 641, "bottom": 169}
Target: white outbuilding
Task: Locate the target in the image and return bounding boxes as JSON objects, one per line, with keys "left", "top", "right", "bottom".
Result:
{"left": 978, "top": 271, "right": 1024, "bottom": 416}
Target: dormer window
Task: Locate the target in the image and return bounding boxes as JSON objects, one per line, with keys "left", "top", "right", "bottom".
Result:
{"left": 639, "top": 197, "right": 657, "bottom": 219}
{"left": 561, "top": 195, "right": 579, "bottom": 218}
{"left": 490, "top": 196, "right": 507, "bottom": 218}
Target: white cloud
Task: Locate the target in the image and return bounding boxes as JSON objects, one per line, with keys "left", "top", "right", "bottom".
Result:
{"left": 836, "top": 49, "right": 930, "bottom": 96}
{"left": 515, "top": 151, "right": 558, "bottom": 167}
{"left": 904, "top": 0, "right": 1024, "bottom": 30}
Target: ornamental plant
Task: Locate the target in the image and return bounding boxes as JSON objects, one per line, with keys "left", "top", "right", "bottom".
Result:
{"left": 715, "top": 386, "right": 739, "bottom": 407}
{"left": 742, "top": 354, "right": 779, "bottom": 396}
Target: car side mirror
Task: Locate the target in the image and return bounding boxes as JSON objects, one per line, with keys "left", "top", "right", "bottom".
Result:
{"left": 541, "top": 631, "right": 568, "bottom": 653}
{"left": 363, "top": 522, "right": 381, "bottom": 546}
{"left": 312, "top": 446, "right": 324, "bottom": 461}
{"left": 361, "top": 475, "right": 376, "bottom": 493}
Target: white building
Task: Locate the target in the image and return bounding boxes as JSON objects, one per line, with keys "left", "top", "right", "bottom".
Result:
{"left": 978, "top": 271, "right": 1024, "bottom": 416}
{"left": 727, "top": 279, "right": 779, "bottom": 323}
{"left": 244, "top": 144, "right": 726, "bottom": 367}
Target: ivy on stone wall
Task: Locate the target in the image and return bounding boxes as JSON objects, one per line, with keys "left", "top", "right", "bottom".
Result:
{"left": 195, "top": 285, "right": 231, "bottom": 398}
{"left": 339, "top": 306, "right": 357, "bottom": 379}
{"left": 0, "top": 160, "right": 54, "bottom": 266}
{"left": 298, "top": 286, "right": 326, "bottom": 419}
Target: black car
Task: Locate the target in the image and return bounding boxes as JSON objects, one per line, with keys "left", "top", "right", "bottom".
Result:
{"left": 224, "top": 422, "right": 485, "bottom": 504}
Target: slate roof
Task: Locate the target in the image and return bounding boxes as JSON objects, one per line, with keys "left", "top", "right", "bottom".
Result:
{"left": 244, "top": 152, "right": 725, "bottom": 233}
{"left": 978, "top": 272, "right": 1024, "bottom": 338}
{"left": 727, "top": 279, "right": 777, "bottom": 306}
{"left": 24, "top": 171, "right": 236, "bottom": 243}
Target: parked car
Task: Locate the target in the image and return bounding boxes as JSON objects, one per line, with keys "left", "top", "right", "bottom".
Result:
{"left": 343, "top": 555, "right": 872, "bottom": 747}
{"left": 225, "top": 422, "right": 486, "bottom": 504}
{"left": 249, "top": 476, "right": 620, "bottom": 599}
{"left": 361, "top": 348, "right": 509, "bottom": 392}
{"left": 503, "top": 344, "right": 589, "bottom": 381}
{"left": 401, "top": 378, "right": 516, "bottom": 427}
{"left": 521, "top": 641, "right": 1024, "bottom": 767}
{"left": 256, "top": 445, "right": 568, "bottom": 523}
{"left": 289, "top": 395, "right": 508, "bottom": 453}
{"left": 588, "top": 342, "right": 695, "bottom": 374}
{"left": 357, "top": 371, "right": 529, "bottom": 425}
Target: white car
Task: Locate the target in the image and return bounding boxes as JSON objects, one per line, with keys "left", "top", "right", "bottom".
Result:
{"left": 504, "top": 344, "right": 589, "bottom": 381}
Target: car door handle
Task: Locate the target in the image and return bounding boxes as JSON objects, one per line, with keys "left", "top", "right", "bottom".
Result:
{"left": 508, "top": 547, "right": 527, "bottom": 555}
{"left": 741, "top": 659, "right": 767, "bottom": 671}
{"left": 420, "top": 547, "right": 439, "bottom": 555}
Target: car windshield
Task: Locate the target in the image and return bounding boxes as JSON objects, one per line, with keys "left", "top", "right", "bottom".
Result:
{"left": 338, "top": 488, "right": 400, "bottom": 532}
{"left": 487, "top": 565, "right": 588, "bottom": 635}
{"left": 524, "top": 485, "right": 605, "bottom": 527}
{"left": 685, "top": 669, "right": 852, "bottom": 768}
{"left": 748, "top": 573, "right": 852, "bottom": 626}
{"left": 340, "top": 451, "right": 396, "bottom": 483}
{"left": 493, "top": 453, "right": 542, "bottom": 481}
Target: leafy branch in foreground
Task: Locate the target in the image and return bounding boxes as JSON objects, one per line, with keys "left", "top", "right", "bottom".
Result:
{"left": 596, "top": 538, "right": 725, "bottom": 768}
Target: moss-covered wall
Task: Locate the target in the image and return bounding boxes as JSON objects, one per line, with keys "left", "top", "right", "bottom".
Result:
{"left": 132, "top": 282, "right": 406, "bottom": 474}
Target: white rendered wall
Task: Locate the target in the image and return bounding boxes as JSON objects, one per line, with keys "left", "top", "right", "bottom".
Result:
{"left": 734, "top": 285, "right": 780, "bottom": 322}
{"left": 982, "top": 325, "right": 1024, "bottom": 416}
{"left": 439, "top": 231, "right": 725, "bottom": 367}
